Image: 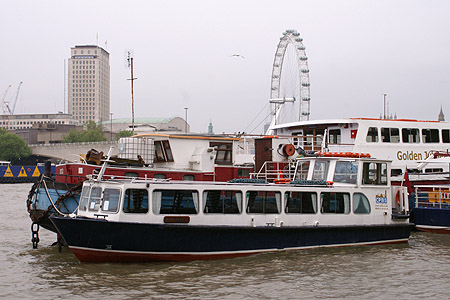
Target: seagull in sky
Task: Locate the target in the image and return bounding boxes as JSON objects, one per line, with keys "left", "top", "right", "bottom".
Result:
{"left": 231, "top": 54, "right": 245, "bottom": 59}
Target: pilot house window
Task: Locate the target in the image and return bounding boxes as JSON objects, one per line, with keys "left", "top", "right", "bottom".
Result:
{"left": 101, "top": 188, "right": 121, "bottom": 213}
{"left": 154, "top": 140, "right": 174, "bottom": 162}
{"left": 211, "top": 142, "right": 232, "bottom": 165}
{"left": 362, "top": 162, "right": 387, "bottom": 185}
{"left": 333, "top": 161, "right": 358, "bottom": 184}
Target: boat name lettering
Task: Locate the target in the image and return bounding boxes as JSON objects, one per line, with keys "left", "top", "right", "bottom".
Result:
{"left": 396, "top": 150, "right": 433, "bottom": 161}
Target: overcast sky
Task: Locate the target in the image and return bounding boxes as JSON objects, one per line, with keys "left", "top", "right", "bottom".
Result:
{"left": 1, "top": 0, "right": 450, "bottom": 134}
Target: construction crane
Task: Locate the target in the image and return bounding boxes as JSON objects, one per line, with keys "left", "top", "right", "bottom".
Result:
{"left": 1, "top": 85, "right": 12, "bottom": 115}
{"left": 6, "top": 81, "right": 23, "bottom": 115}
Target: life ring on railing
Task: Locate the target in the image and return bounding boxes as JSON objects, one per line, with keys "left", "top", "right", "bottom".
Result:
{"left": 274, "top": 178, "right": 291, "bottom": 184}
{"left": 274, "top": 171, "right": 291, "bottom": 184}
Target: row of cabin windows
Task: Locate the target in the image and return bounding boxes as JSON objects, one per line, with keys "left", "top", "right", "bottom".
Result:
{"left": 79, "top": 188, "right": 371, "bottom": 215}
{"left": 367, "top": 127, "right": 450, "bottom": 143}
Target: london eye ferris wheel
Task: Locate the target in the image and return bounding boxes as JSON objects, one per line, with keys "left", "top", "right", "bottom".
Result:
{"left": 268, "top": 29, "right": 311, "bottom": 131}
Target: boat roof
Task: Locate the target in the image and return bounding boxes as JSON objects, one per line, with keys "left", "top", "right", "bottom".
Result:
{"left": 133, "top": 133, "right": 241, "bottom": 141}
{"left": 270, "top": 117, "right": 449, "bottom": 130}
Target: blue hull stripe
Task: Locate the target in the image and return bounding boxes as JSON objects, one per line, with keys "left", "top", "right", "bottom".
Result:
{"left": 50, "top": 216, "right": 413, "bottom": 262}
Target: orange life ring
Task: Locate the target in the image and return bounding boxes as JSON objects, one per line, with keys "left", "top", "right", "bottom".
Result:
{"left": 274, "top": 178, "right": 291, "bottom": 184}
{"left": 396, "top": 190, "right": 401, "bottom": 206}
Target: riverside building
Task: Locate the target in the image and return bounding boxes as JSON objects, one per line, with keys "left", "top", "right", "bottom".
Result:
{"left": 68, "top": 45, "right": 110, "bottom": 124}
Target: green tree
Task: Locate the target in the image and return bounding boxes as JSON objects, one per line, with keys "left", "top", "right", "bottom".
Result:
{"left": 62, "top": 121, "right": 107, "bottom": 143}
{"left": 115, "top": 130, "right": 133, "bottom": 141}
{"left": 0, "top": 128, "right": 32, "bottom": 161}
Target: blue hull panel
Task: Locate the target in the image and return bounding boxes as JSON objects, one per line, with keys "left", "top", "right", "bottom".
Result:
{"left": 34, "top": 188, "right": 80, "bottom": 213}
{"left": 413, "top": 207, "right": 450, "bottom": 234}
{"left": 50, "top": 216, "right": 413, "bottom": 262}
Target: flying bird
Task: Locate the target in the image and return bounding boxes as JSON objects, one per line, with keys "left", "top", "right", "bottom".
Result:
{"left": 231, "top": 54, "right": 245, "bottom": 59}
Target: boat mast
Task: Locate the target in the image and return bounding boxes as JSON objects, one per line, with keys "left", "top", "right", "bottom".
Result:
{"left": 127, "top": 51, "right": 137, "bottom": 135}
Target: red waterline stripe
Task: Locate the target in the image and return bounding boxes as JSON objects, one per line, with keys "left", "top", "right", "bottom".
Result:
{"left": 69, "top": 238, "right": 409, "bottom": 263}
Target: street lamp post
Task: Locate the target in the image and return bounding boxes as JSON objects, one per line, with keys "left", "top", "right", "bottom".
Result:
{"left": 110, "top": 112, "right": 113, "bottom": 141}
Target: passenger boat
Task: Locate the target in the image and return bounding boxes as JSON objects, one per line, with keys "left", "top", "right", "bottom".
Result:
{"left": 49, "top": 152, "right": 413, "bottom": 262}
{"left": 267, "top": 117, "right": 450, "bottom": 176}
{"left": 411, "top": 184, "right": 450, "bottom": 234}
{"left": 408, "top": 152, "right": 450, "bottom": 234}
{"left": 27, "top": 134, "right": 255, "bottom": 237}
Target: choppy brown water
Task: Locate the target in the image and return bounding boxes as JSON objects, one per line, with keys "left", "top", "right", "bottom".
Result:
{"left": 0, "top": 183, "right": 449, "bottom": 299}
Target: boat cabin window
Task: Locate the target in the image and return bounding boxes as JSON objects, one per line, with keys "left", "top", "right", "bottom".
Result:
{"left": 123, "top": 189, "right": 148, "bottom": 213}
{"left": 391, "top": 169, "right": 402, "bottom": 176}
{"left": 211, "top": 142, "right": 232, "bottom": 165}
{"left": 285, "top": 191, "right": 317, "bottom": 214}
{"left": 424, "top": 168, "right": 444, "bottom": 173}
{"left": 353, "top": 193, "right": 371, "bottom": 214}
{"left": 329, "top": 129, "right": 341, "bottom": 144}
{"left": 381, "top": 128, "right": 400, "bottom": 143}
{"left": 292, "top": 132, "right": 302, "bottom": 148}
{"left": 124, "top": 172, "right": 139, "bottom": 178}
{"left": 366, "top": 127, "right": 378, "bottom": 143}
{"left": 153, "top": 190, "right": 199, "bottom": 214}
{"left": 183, "top": 175, "right": 195, "bottom": 181}
{"left": 153, "top": 173, "right": 166, "bottom": 179}
{"left": 88, "top": 187, "right": 102, "bottom": 211}
{"left": 442, "top": 129, "right": 450, "bottom": 143}
{"left": 312, "top": 161, "right": 329, "bottom": 181}
{"left": 154, "top": 140, "right": 174, "bottom": 162}
{"left": 203, "top": 190, "right": 242, "bottom": 214}
{"left": 320, "top": 192, "right": 350, "bottom": 214}
{"left": 302, "top": 129, "right": 325, "bottom": 148}
{"left": 246, "top": 191, "right": 281, "bottom": 214}
{"left": 303, "top": 129, "right": 314, "bottom": 147}
{"left": 101, "top": 188, "right": 121, "bottom": 213}
{"left": 238, "top": 168, "right": 251, "bottom": 177}
{"left": 362, "top": 162, "right": 388, "bottom": 185}
{"left": 422, "top": 129, "right": 439, "bottom": 143}
{"left": 333, "top": 161, "right": 358, "bottom": 184}
{"left": 402, "top": 128, "right": 420, "bottom": 143}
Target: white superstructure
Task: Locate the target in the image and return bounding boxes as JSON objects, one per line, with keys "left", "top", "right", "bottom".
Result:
{"left": 268, "top": 118, "right": 450, "bottom": 174}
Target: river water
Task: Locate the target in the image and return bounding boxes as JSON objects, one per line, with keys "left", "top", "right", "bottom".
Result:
{"left": 0, "top": 183, "right": 449, "bottom": 299}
